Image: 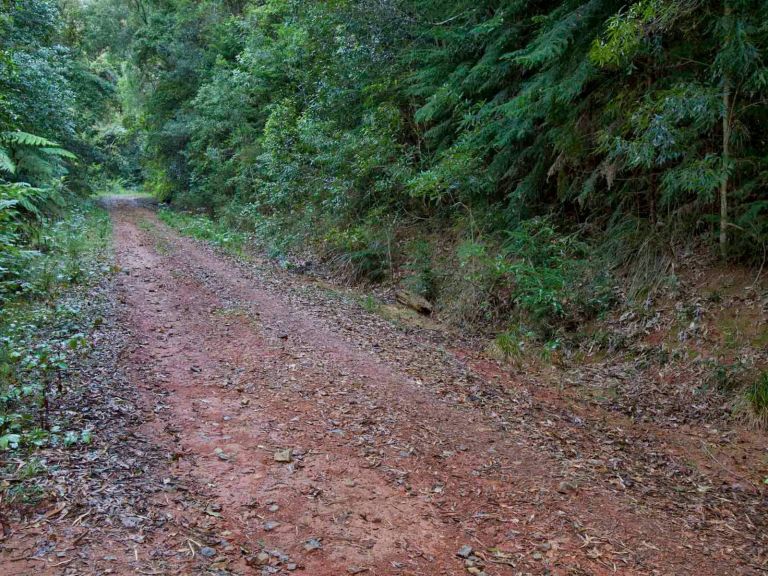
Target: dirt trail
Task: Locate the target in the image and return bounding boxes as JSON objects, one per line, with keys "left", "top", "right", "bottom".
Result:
{"left": 3, "top": 198, "right": 766, "bottom": 575}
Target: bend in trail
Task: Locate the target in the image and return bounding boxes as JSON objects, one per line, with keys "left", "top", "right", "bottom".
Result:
{"left": 9, "top": 198, "right": 764, "bottom": 575}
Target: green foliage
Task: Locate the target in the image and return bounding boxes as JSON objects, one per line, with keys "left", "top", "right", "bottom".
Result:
{"left": 360, "top": 294, "right": 381, "bottom": 314}
{"left": 2, "top": 198, "right": 111, "bottom": 302}
{"left": 88, "top": 0, "right": 768, "bottom": 284}
{"left": 3, "top": 131, "right": 60, "bottom": 149}
{"left": 589, "top": 0, "right": 685, "bottom": 68}
{"left": 323, "top": 219, "right": 393, "bottom": 283}
{"left": 157, "top": 207, "right": 250, "bottom": 255}
{"left": 745, "top": 372, "right": 768, "bottom": 427}
{"left": 0, "top": 201, "right": 111, "bottom": 451}
{"left": 0, "top": 181, "right": 64, "bottom": 298}
{"left": 0, "top": 0, "right": 120, "bottom": 194}
{"left": 705, "top": 358, "right": 751, "bottom": 393}
{"left": 453, "top": 218, "right": 614, "bottom": 336}
{"left": 492, "top": 328, "right": 529, "bottom": 362}
{"left": 74, "top": 0, "right": 768, "bottom": 328}
{"left": 403, "top": 239, "right": 438, "bottom": 301}
{"left": 0, "top": 131, "right": 77, "bottom": 186}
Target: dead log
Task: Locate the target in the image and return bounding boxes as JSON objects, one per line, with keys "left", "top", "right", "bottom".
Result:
{"left": 395, "top": 290, "right": 433, "bottom": 315}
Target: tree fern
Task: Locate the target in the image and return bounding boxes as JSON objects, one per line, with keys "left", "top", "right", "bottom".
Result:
{"left": 38, "top": 147, "right": 77, "bottom": 160}
{"left": 1, "top": 131, "right": 76, "bottom": 159}
{"left": 0, "top": 182, "right": 63, "bottom": 219}
{"left": 0, "top": 146, "right": 14, "bottom": 174}
{"left": 0, "top": 131, "right": 77, "bottom": 183}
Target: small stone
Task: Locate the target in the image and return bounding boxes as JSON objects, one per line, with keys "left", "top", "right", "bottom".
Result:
{"left": 304, "top": 538, "right": 322, "bottom": 552}
{"left": 274, "top": 449, "right": 293, "bottom": 463}
{"left": 200, "top": 546, "right": 216, "bottom": 558}
{"left": 532, "top": 551, "right": 543, "bottom": 561}
{"left": 557, "top": 481, "right": 577, "bottom": 494}
{"left": 287, "top": 563, "right": 298, "bottom": 571}
{"left": 268, "top": 504, "right": 280, "bottom": 512}
{"left": 270, "top": 550, "right": 290, "bottom": 562}
{"left": 214, "top": 447, "right": 229, "bottom": 461}
{"left": 263, "top": 520, "right": 280, "bottom": 532}
{"left": 457, "top": 545, "right": 473, "bottom": 558}
{"left": 256, "top": 552, "right": 270, "bottom": 565}
{"left": 347, "top": 567, "right": 367, "bottom": 575}
{"left": 343, "top": 479, "right": 357, "bottom": 487}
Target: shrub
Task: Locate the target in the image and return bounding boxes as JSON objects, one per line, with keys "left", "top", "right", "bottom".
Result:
{"left": 449, "top": 217, "right": 615, "bottom": 337}
{"left": 705, "top": 359, "right": 750, "bottom": 393}
{"left": 324, "top": 223, "right": 390, "bottom": 284}
{"left": 403, "top": 239, "right": 437, "bottom": 300}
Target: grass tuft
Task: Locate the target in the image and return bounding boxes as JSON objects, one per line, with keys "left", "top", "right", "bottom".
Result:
{"left": 744, "top": 372, "right": 768, "bottom": 428}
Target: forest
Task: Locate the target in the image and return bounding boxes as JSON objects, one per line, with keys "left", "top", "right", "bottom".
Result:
{"left": 1, "top": 1, "right": 768, "bottom": 573}
{"left": 4, "top": 0, "right": 768, "bottom": 325}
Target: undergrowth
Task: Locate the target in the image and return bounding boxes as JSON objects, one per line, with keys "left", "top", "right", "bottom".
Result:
{"left": 446, "top": 217, "right": 616, "bottom": 339}
{"left": 157, "top": 207, "right": 250, "bottom": 256}
{"left": 0, "top": 200, "right": 112, "bottom": 454}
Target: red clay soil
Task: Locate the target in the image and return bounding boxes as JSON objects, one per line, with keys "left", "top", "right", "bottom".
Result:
{"left": 3, "top": 199, "right": 766, "bottom": 575}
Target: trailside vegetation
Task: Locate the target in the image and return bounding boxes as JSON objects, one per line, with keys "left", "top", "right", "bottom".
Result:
{"left": 1, "top": 0, "right": 120, "bottom": 300}
{"left": 0, "top": 0, "right": 119, "bottom": 454}
{"left": 86, "top": 1, "right": 767, "bottom": 326}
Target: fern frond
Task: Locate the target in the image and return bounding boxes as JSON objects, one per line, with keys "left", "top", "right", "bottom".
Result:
{"left": 0, "top": 146, "right": 14, "bottom": 174}
{"left": 1, "top": 131, "right": 59, "bottom": 148}
{"left": 0, "top": 199, "right": 20, "bottom": 212}
{"left": 0, "top": 182, "right": 57, "bottom": 219}
{"left": 38, "top": 147, "right": 78, "bottom": 160}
